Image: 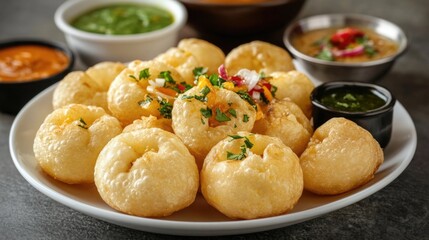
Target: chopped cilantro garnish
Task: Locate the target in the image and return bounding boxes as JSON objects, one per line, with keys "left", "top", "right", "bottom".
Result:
{"left": 159, "top": 71, "right": 175, "bottom": 84}
{"left": 193, "top": 67, "right": 208, "bottom": 77}
{"left": 226, "top": 134, "right": 254, "bottom": 160}
{"left": 140, "top": 68, "right": 150, "bottom": 80}
{"left": 228, "top": 108, "right": 237, "bottom": 118}
{"left": 77, "top": 117, "right": 88, "bottom": 129}
{"left": 130, "top": 68, "right": 150, "bottom": 82}
{"left": 128, "top": 74, "right": 138, "bottom": 81}
{"left": 243, "top": 114, "right": 249, "bottom": 123}
{"left": 236, "top": 90, "right": 257, "bottom": 109}
{"left": 316, "top": 47, "right": 334, "bottom": 61}
{"left": 270, "top": 85, "right": 278, "bottom": 97}
{"left": 215, "top": 108, "right": 231, "bottom": 122}
{"left": 158, "top": 99, "right": 173, "bottom": 119}
{"left": 208, "top": 74, "right": 225, "bottom": 87}
{"left": 200, "top": 107, "right": 212, "bottom": 118}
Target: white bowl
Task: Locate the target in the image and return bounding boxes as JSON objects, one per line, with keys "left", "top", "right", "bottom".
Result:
{"left": 55, "top": 0, "right": 187, "bottom": 66}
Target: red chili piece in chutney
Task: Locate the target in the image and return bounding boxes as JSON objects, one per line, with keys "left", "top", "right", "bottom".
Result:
{"left": 330, "top": 27, "right": 364, "bottom": 49}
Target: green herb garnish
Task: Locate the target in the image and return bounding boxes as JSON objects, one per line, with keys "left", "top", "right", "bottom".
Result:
{"left": 77, "top": 117, "right": 88, "bottom": 129}
{"left": 228, "top": 108, "right": 237, "bottom": 118}
{"left": 159, "top": 71, "right": 175, "bottom": 84}
{"left": 200, "top": 107, "right": 212, "bottom": 118}
{"left": 243, "top": 114, "right": 249, "bottom": 123}
{"left": 226, "top": 135, "right": 254, "bottom": 160}
{"left": 158, "top": 99, "right": 173, "bottom": 119}
{"left": 215, "top": 108, "right": 231, "bottom": 122}
{"left": 130, "top": 68, "right": 150, "bottom": 82}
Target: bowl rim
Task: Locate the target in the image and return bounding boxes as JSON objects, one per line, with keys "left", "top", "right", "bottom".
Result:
{"left": 283, "top": 13, "right": 408, "bottom": 67}
{"left": 0, "top": 38, "right": 75, "bottom": 85}
{"left": 178, "top": 0, "right": 300, "bottom": 7}
{"left": 54, "top": 0, "right": 187, "bottom": 42}
{"left": 310, "top": 81, "right": 396, "bottom": 117}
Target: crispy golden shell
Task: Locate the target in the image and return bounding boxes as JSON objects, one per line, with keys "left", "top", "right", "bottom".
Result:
{"left": 300, "top": 118, "right": 384, "bottom": 195}
{"left": 225, "top": 41, "right": 295, "bottom": 76}
{"left": 53, "top": 62, "right": 125, "bottom": 112}
{"left": 253, "top": 99, "right": 312, "bottom": 156}
{"left": 94, "top": 128, "right": 199, "bottom": 217}
{"left": 33, "top": 104, "right": 122, "bottom": 184}
{"left": 201, "top": 132, "right": 303, "bottom": 219}
{"left": 172, "top": 87, "right": 256, "bottom": 169}
{"left": 269, "top": 70, "right": 315, "bottom": 118}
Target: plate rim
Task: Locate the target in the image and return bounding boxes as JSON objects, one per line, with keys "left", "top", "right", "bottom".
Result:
{"left": 9, "top": 83, "right": 417, "bottom": 236}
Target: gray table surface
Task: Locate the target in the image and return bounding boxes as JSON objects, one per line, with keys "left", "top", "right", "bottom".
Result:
{"left": 1, "top": 0, "right": 428, "bottom": 239}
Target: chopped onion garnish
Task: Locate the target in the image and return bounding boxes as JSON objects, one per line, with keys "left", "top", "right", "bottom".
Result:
{"left": 147, "top": 85, "right": 155, "bottom": 94}
{"left": 252, "top": 91, "right": 261, "bottom": 100}
{"left": 236, "top": 69, "right": 260, "bottom": 91}
{"left": 332, "top": 45, "right": 365, "bottom": 57}
{"left": 155, "top": 78, "right": 166, "bottom": 87}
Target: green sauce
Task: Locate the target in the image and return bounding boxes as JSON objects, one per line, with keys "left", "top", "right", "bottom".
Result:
{"left": 320, "top": 87, "right": 386, "bottom": 112}
{"left": 71, "top": 4, "right": 173, "bottom": 35}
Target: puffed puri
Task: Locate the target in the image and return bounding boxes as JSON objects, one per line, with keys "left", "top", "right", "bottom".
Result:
{"left": 201, "top": 132, "right": 304, "bottom": 219}
{"left": 300, "top": 117, "right": 384, "bottom": 195}
{"left": 94, "top": 128, "right": 199, "bottom": 217}
{"left": 33, "top": 104, "right": 123, "bottom": 184}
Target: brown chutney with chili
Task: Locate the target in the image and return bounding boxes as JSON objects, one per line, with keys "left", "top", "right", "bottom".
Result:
{"left": 291, "top": 27, "right": 398, "bottom": 63}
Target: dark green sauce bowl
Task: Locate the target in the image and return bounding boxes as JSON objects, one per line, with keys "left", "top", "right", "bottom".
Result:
{"left": 310, "top": 81, "right": 396, "bottom": 148}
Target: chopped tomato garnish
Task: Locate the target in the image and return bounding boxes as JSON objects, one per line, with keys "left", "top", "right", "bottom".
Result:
{"left": 330, "top": 27, "right": 364, "bottom": 49}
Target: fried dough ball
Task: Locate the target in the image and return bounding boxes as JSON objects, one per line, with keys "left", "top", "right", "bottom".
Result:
{"left": 33, "top": 104, "right": 122, "bottom": 184}
{"left": 52, "top": 62, "right": 125, "bottom": 112}
{"left": 269, "top": 71, "right": 315, "bottom": 118}
{"left": 86, "top": 61, "right": 126, "bottom": 89}
{"left": 300, "top": 118, "right": 384, "bottom": 195}
{"left": 107, "top": 60, "right": 183, "bottom": 126}
{"left": 225, "top": 41, "right": 294, "bottom": 76}
{"left": 123, "top": 115, "right": 173, "bottom": 133}
{"left": 253, "top": 99, "right": 312, "bottom": 156}
{"left": 94, "top": 128, "right": 199, "bottom": 217}
{"left": 178, "top": 38, "right": 225, "bottom": 75}
{"left": 201, "top": 132, "right": 303, "bottom": 219}
{"left": 172, "top": 82, "right": 256, "bottom": 169}
{"left": 154, "top": 47, "right": 200, "bottom": 85}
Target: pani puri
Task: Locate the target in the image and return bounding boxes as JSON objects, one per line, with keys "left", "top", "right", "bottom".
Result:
{"left": 253, "top": 99, "right": 312, "bottom": 156}
{"left": 154, "top": 47, "right": 200, "bottom": 85}
{"left": 33, "top": 104, "right": 122, "bottom": 184}
{"left": 94, "top": 128, "right": 199, "bottom": 217}
{"left": 178, "top": 38, "right": 225, "bottom": 75}
{"left": 201, "top": 132, "right": 303, "bottom": 219}
{"left": 300, "top": 117, "right": 384, "bottom": 195}
{"left": 172, "top": 85, "right": 256, "bottom": 169}
{"left": 85, "top": 61, "right": 126, "bottom": 89}
{"left": 225, "top": 41, "right": 295, "bottom": 76}
{"left": 107, "top": 60, "right": 183, "bottom": 126}
{"left": 269, "top": 70, "right": 315, "bottom": 118}
{"left": 53, "top": 62, "right": 125, "bottom": 112}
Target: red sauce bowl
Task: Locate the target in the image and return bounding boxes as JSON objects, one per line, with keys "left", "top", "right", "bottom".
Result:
{"left": 0, "top": 39, "right": 75, "bottom": 115}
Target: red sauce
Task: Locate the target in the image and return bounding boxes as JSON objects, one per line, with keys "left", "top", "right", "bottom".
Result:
{"left": 0, "top": 45, "right": 69, "bottom": 82}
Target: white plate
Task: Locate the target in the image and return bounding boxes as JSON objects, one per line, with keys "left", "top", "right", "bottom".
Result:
{"left": 10, "top": 82, "right": 417, "bottom": 236}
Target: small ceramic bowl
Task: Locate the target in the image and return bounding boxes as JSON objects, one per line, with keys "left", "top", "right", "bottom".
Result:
{"left": 55, "top": 0, "right": 187, "bottom": 66}
{"left": 310, "top": 81, "right": 396, "bottom": 148}
{"left": 284, "top": 14, "right": 407, "bottom": 82}
{"left": 0, "top": 39, "right": 75, "bottom": 115}
{"left": 179, "top": 0, "right": 306, "bottom": 36}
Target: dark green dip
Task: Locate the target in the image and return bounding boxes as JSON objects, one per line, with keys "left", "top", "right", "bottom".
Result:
{"left": 320, "top": 87, "right": 386, "bottom": 112}
{"left": 71, "top": 4, "right": 173, "bottom": 35}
